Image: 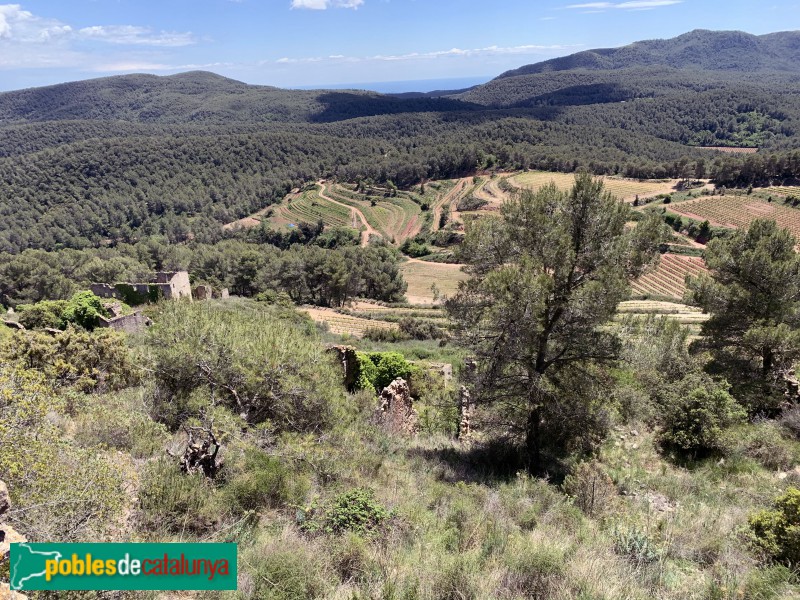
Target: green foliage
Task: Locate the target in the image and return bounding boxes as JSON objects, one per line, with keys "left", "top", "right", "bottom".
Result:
{"left": 224, "top": 447, "right": 308, "bottom": 512}
{"left": 355, "top": 352, "right": 379, "bottom": 393}
{"left": 73, "top": 388, "right": 169, "bottom": 458}
{"left": 613, "top": 526, "right": 661, "bottom": 566}
{"left": 61, "top": 291, "right": 109, "bottom": 330}
{"left": 660, "top": 381, "right": 746, "bottom": 456}
{"left": 371, "top": 352, "right": 416, "bottom": 391}
{"left": 148, "top": 300, "right": 344, "bottom": 430}
{"left": 0, "top": 361, "right": 126, "bottom": 541}
{"left": 562, "top": 460, "right": 617, "bottom": 516}
{"left": 749, "top": 488, "right": 800, "bottom": 565}
{"left": 16, "top": 291, "right": 111, "bottom": 331}
{"left": 354, "top": 351, "right": 416, "bottom": 393}
{"left": 2, "top": 328, "right": 136, "bottom": 392}
{"left": 502, "top": 540, "right": 567, "bottom": 599}
{"left": 113, "top": 283, "right": 160, "bottom": 306}
{"left": 16, "top": 299, "right": 68, "bottom": 330}
{"left": 137, "top": 458, "right": 224, "bottom": 534}
{"left": 302, "top": 488, "right": 389, "bottom": 535}
{"left": 688, "top": 219, "right": 800, "bottom": 413}
{"left": 400, "top": 238, "right": 430, "bottom": 258}
{"left": 241, "top": 536, "right": 332, "bottom": 600}
{"left": 447, "top": 173, "right": 665, "bottom": 471}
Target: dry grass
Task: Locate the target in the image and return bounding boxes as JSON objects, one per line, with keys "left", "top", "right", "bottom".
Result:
{"left": 400, "top": 260, "right": 468, "bottom": 305}
{"left": 510, "top": 171, "right": 679, "bottom": 202}
{"left": 301, "top": 306, "right": 398, "bottom": 337}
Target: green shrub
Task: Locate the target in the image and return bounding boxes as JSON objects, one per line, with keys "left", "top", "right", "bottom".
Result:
{"left": 137, "top": 458, "right": 225, "bottom": 534}
{"left": 749, "top": 487, "right": 800, "bottom": 565}
{"left": 660, "top": 382, "right": 746, "bottom": 456}
{"left": 61, "top": 291, "right": 109, "bottom": 330}
{"left": 241, "top": 538, "right": 332, "bottom": 600}
{"left": 302, "top": 488, "right": 389, "bottom": 535}
{"left": 431, "top": 557, "right": 478, "bottom": 600}
{"left": 742, "top": 566, "right": 792, "bottom": 600}
{"left": 73, "top": 388, "right": 169, "bottom": 458}
{"left": 371, "top": 352, "right": 416, "bottom": 391}
{"left": 16, "top": 299, "right": 68, "bottom": 330}
{"left": 224, "top": 447, "right": 308, "bottom": 512}
{"left": 355, "top": 352, "right": 380, "bottom": 393}
{"left": 148, "top": 301, "right": 344, "bottom": 431}
{"left": 2, "top": 328, "right": 137, "bottom": 392}
{"left": 0, "top": 362, "right": 125, "bottom": 542}
{"left": 398, "top": 317, "right": 445, "bottom": 341}
{"left": 562, "top": 460, "right": 617, "bottom": 516}
{"left": 613, "top": 526, "right": 661, "bottom": 566}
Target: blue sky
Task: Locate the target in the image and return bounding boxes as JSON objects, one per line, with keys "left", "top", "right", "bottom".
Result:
{"left": 1, "top": 0, "right": 799, "bottom": 92}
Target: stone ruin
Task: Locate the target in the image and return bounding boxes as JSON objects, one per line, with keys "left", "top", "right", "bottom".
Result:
{"left": 91, "top": 271, "right": 193, "bottom": 304}
{"left": 1, "top": 480, "right": 28, "bottom": 599}
{"left": 376, "top": 378, "right": 419, "bottom": 436}
{"left": 326, "top": 345, "right": 359, "bottom": 391}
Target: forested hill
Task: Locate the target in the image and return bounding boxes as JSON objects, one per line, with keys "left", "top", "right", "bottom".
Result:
{"left": 494, "top": 30, "right": 800, "bottom": 77}
{"left": 0, "top": 71, "right": 474, "bottom": 125}
{"left": 2, "top": 29, "right": 800, "bottom": 254}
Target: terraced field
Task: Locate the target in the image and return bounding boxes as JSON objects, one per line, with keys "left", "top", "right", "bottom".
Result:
{"left": 325, "top": 184, "right": 423, "bottom": 243}
{"left": 630, "top": 254, "right": 707, "bottom": 300}
{"left": 757, "top": 186, "right": 800, "bottom": 198}
{"left": 509, "top": 171, "right": 679, "bottom": 202}
{"left": 669, "top": 195, "right": 800, "bottom": 238}
{"left": 618, "top": 300, "right": 709, "bottom": 325}
{"left": 269, "top": 187, "right": 356, "bottom": 229}
{"left": 301, "top": 307, "right": 399, "bottom": 337}
{"left": 400, "top": 259, "right": 469, "bottom": 305}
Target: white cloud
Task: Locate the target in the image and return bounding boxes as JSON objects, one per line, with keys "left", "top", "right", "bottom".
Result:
{"left": 565, "top": 0, "right": 682, "bottom": 9}
{"left": 291, "top": 0, "right": 364, "bottom": 9}
{"left": 77, "top": 25, "right": 195, "bottom": 47}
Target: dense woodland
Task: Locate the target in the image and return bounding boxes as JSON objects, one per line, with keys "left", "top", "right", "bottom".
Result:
{"left": 2, "top": 30, "right": 800, "bottom": 255}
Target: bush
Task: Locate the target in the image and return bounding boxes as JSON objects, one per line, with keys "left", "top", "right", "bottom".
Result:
{"left": 0, "top": 361, "right": 126, "bottom": 541}
{"left": 61, "top": 291, "right": 109, "bottom": 330}
{"left": 301, "top": 488, "right": 389, "bottom": 535}
{"left": 16, "top": 299, "right": 68, "bottom": 330}
{"left": 659, "top": 381, "right": 746, "bottom": 456}
{"left": 354, "top": 351, "right": 416, "bottom": 393}
{"left": 224, "top": 447, "right": 308, "bottom": 512}
{"left": 148, "top": 301, "right": 344, "bottom": 431}
{"left": 363, "top": 326, "right": 408, "bottom": 343}
{"left": 398, "top": 317, "right": 445, "bottom": 340}
{"left": 562, "top": 460, "right": 617, "bottom": 516}
{"left": 2, "top": 328, "right": 136, "bottom": 392}
{"left": 137, "top": 458, "right": 225, "bottom": 534}
{"left": 502, "top": 540, "right": 567, "bottom": 600}
{"left": 432, "top": 556, "right": 479, "bottom": 600}
{"left": 73, "top": 388, "right": 169, "bottom": 458}
{"left": 749, "top": 487, "right": 800, "bottom": 565}
{"left": 240, "top": 536, "right": 332, "bottom": 600}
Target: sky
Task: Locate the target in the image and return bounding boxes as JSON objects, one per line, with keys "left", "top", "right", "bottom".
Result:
{"left": 1, "top": 0, "right": 799, "bottom": 92}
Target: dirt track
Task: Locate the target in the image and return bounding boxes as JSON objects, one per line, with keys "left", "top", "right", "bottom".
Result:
{"left": 317, "top": 182, "right": 380, "bottom": 246}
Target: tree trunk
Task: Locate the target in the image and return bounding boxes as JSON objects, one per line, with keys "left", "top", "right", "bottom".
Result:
{"left": 525, "top": 404, "right": 542, "bottom": 472}
{"left": 763, "top": 346, "right": 774, "bottom": 380}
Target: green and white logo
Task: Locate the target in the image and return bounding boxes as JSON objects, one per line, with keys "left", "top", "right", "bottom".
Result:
{"left": 10, "top": 543, "right": 237, "bottom": 591}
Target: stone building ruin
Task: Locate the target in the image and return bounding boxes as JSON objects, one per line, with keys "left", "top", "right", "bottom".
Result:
{"left": 90, "top": 271, "right": 193, "bottom": 305}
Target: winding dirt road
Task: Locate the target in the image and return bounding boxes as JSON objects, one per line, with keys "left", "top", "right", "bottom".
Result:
{"left": 317, "top": 182, "right": 380, "bottom": 247}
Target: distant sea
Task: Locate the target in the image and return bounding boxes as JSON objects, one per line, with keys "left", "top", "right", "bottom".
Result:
{"left": 293, "top": 76, "right": 491, "bottom": 94}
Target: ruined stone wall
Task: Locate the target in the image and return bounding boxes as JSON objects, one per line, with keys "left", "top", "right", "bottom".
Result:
{"left": 97, "top": 313, "right": 152, "bottom": 334}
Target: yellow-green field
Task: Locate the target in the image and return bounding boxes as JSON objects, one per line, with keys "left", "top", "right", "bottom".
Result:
{"left": 301, "top": 307, "right": 399, "bottom": 337}
{"left": 509, "top": 171, "right": 679, "bottom": 201}
{"left": 269, "top": 187, "right": 355, "bottom": 229}
{"left": 757, "top": 186, "right": 800, "bottom": 198}
{"left": 400, "top": 260, "right": 468, "bottom": 305}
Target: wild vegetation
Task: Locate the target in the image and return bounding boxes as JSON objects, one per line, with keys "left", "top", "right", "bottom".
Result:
{"left": 3, "top": 27, "right": 800, "bottom": 600}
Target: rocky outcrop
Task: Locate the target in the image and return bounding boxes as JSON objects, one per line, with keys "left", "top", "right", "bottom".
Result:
{"left": 376, "top": 378, "right": 419, "bottom": 436}
{"left": 0, "top": 481, "right": 9, "bottom": 518}
{"left": 327, "top": 345, "right": 359, "bottom": 391}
